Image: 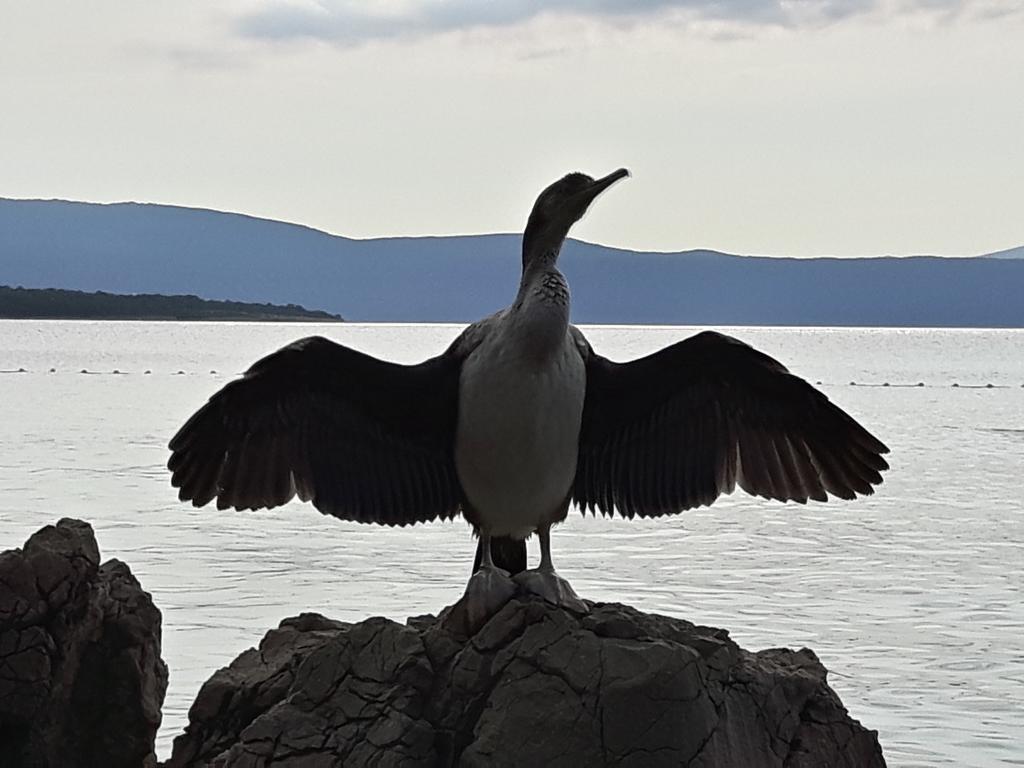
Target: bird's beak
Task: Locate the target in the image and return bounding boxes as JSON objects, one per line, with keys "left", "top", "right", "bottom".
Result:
{"left": 587, "top": 168, "right": 630, "bottom": 200}
{"left": 570, "top": 168, "right": 630, "bottom": 218}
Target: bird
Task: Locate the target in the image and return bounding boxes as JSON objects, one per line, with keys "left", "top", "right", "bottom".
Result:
{"left": 168, "top": 168, "right": 889, "bottom": 622}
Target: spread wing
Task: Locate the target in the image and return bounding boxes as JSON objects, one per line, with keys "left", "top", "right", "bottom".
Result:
{"left": 168, "top": 335, "right": 465, "bottom": 526}
{"left": 573, "top": 330, "right": 889, "bottom": 519}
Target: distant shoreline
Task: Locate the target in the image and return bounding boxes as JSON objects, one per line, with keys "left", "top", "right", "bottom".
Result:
{"left": 4, "top": 197, "right": 1023, "bottom": 325}
{"left": 0, "top": 315, "right": 343, "bottom": 322}
{"left": 0, "top": 285, "right": 344, "bottom": 322}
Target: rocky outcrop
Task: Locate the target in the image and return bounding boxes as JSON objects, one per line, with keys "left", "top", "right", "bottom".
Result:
{"left": 163, "top": 596, "right": 886, "bottom": 768}
{"left": 1, "top": 519, "right": 885, "bottom": 768}
{"left": 0, "top": 518, "right": 168, "bottom": 768}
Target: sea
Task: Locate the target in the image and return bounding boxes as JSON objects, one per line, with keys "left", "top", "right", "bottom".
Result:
{"left": 1, "top": 320, "right": 1022, "bottom": 767}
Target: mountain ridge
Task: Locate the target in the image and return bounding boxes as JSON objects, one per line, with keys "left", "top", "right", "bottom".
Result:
{"left": 9, "top": 196, "right": 1018, "bottom": 260}
{"left": 2, "top": 197, "right": 1022, "bottom": 326}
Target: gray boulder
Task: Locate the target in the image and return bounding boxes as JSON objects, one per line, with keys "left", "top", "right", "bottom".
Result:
{"left": 0, "top": 518, "right": 168, "bottom": 768}
{"left": 163, "top": 595, "right": 885, "bottom": 767}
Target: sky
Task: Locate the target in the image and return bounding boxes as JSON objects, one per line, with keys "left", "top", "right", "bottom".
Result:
{"left": 1, "top": 1, "right": 1022, "bottom": 257}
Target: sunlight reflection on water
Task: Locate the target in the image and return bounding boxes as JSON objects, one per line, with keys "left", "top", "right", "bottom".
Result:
{"left": 1, "top": 321, "right": 1023, "bottom": 766}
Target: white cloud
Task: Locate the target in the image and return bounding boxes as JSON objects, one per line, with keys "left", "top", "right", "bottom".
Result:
{"left": 231, "top": 0, "right": 1024, "bottom": 44}
{"left": 233, "top": 0, "right": 887, "bottom": 44}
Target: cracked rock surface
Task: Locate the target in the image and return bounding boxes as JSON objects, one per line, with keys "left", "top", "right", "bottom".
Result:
{"left": 163, "top": 596, "right": 886, "bottom": 767}
{"left": 0, "top": 518, "right": 168, "bottom": 768}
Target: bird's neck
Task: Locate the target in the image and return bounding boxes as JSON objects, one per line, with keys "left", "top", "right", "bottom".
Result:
{"left": 509, "top": 249, "right": 571, "bottom": 359}
{"left": 519, "top": 245, "right": 559, "bottom": 285}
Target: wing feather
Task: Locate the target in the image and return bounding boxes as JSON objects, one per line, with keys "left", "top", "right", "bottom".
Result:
{"left": 168, "top": 335, "right": 465, "bottom": 526}
{"left": 574, "top": 330, "right": 889, "bottom": 519}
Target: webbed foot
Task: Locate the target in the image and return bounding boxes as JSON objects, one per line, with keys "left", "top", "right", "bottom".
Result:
{"left": 514, "top": 568, "right": 588, "bottom": 614}
{"left": 448, "top": 564, "right": 517, "bottom": 634}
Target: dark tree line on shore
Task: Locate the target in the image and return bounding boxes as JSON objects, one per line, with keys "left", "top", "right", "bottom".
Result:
{"left": 0, "top": 285, "right": 343, "bottom": 321}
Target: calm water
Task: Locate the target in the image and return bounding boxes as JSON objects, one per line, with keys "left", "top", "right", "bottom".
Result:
{"left": 1, "top": 320, "right": 1022, "bottom": 767}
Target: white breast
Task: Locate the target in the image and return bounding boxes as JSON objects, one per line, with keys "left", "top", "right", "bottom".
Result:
{"left": 454, "top": 325, "right": 585, "bottom": 539}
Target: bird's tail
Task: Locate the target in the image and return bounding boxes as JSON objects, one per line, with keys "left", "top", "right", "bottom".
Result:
{"left": 472, "top": 535, "right": 527, "bottom": 575}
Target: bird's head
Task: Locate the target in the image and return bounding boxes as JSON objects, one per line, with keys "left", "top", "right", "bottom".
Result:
{"left": 522, "top": 168, "right": 629, "bottom": 269}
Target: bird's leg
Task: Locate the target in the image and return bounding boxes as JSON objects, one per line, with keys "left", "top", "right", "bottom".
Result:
{"left": 477, "top": 531, "right": 500, "bottom": 570}
{"left": 514, "top": 523, "right": 587, "bottom": 613}
{"left": 460, "top": 531, "right": 516, "bottom": 630}
{"left": 537, "top": 523, "right": 555, "bottom": 571}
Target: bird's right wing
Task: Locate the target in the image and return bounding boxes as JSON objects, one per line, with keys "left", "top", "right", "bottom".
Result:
{"left": 573, "top": 330, "right": 890, "bottom": 519}
{"left": 168, "top": 335, "right": 464, "bottom": 526}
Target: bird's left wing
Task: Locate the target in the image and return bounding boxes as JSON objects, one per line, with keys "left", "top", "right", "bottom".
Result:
{"left": 572, "top": 330, "right": 889, "bottom": 519}
{"left": 168, "top": 335, "right": 464, "bottom": 526}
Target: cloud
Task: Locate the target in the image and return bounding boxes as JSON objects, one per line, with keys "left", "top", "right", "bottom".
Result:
{"left": 234, "top": 0, "right": 879, "bottom": 44}
{"left": 232, "top": 0, "right": 1022, "bottom": 45}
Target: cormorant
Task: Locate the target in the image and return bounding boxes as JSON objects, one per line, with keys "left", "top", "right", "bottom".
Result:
{"left": 168, "top": 169, "right": 889, "bottom": 619}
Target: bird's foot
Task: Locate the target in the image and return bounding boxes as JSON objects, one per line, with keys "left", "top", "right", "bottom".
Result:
{"left": 514, "top": 568, "right": 588, "bottom": 614}
{"left": 449, "top": 564, "right": 517, "bottom": 634}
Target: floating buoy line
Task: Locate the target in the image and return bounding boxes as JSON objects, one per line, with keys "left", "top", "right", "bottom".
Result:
{"left": 1, "top": 368, "right": 236, "bottom": 376}
{"left": 1, "top": 368, "right": 1022, "bottom": 388}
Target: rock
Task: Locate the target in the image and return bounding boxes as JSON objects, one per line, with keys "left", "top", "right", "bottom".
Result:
{"left": 1, "top": 520, "right": 885, "bottom": 767}
{"left": 163, "top": 596, "right": 886, "bottom": 768}
{"left": 0, "top": 518, "right": 168, "bottom": 768}
{"left": 161, "top": 613, "right": 350, "bottom": 768}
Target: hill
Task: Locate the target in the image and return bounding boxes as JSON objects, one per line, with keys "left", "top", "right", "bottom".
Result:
{"left": 986, "top": 245, "right": 1024, "bottom": 259}
{"left": 2, "top": 197, "right": 1022, "bottom": 326}
{"left": 0, "top": 285, "right": 342, "bottom": 321}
